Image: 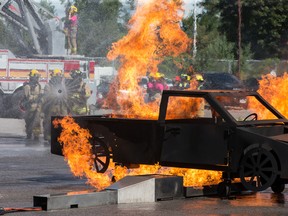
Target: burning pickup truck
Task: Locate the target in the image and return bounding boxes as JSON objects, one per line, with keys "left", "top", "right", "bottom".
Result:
{"left": 51, "top": 90, "right": 288, "bottom": 194}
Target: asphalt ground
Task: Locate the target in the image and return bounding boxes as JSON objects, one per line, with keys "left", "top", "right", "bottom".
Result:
{"left": 1, "top": 118, "right": 288, "bottom": 215}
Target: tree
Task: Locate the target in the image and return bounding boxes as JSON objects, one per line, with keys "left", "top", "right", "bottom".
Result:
{"left": 39, "top": 0, "right": 56, "bottom": 15}
{"left": 158, "top": 2, "right": 236, "bottom": 77}
{"left": 202, "top": 0, "right": 288, "bottom": 59}
{"left": 0, "top": 18, "right": 33, "bottom": 56}
{"left": 181, "top": 4, "right": 235, "bottom": 72}
{"left": 0, "top": 19, "right": 8, "bottom": 48}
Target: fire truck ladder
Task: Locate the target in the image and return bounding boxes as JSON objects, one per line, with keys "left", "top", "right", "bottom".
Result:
{"left": 0, "top": 0, "right": 63, "bottom": 55}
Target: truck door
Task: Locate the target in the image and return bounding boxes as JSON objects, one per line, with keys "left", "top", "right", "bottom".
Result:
{"left": 160, "top": 96, "right": 229, "bottom": 168}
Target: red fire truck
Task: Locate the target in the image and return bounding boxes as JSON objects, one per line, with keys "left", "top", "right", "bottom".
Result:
{"left": 0, "top": 49, "right": 96, "bottom": 118}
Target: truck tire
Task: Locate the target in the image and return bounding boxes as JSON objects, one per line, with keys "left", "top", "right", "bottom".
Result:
{"left": 239, "top": 147, "right": 278, "bottom": 192}
{"left": 91, "top": 137, "right": 111, "bottom": 173}
{"left": 271, "top": 183, "right": 285, "bottom": 194}
{"left": 9, "top": 90, "right": 26, "bottom": 119}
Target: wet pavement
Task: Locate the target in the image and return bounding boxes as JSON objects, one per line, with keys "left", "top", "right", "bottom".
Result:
{"left": 1, "top": 119, "right": 288, "bottom": 215}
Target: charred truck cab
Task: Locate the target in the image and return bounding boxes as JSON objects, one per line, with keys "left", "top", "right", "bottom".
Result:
{"left": 51, "top": 90, "right": 288, "bottom": 195}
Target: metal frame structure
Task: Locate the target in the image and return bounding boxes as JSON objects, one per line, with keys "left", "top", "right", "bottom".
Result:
{"left": 0, "top": 0, "right": 63, "bottom": 55}
{"left": 51, "top": 90, "right": 288, "bottom": 195}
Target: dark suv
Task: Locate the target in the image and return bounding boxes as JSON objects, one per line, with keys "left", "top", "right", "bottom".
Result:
{"left": 202, "top": 72, "right": 245, "bottom": 90}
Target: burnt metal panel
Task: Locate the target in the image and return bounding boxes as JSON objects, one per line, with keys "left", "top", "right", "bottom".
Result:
{"left": 86, "top": 118, "right": 164, "bottom": 164}
{"left": 50, "top": 116, "right": 63, "bottom": 155}
{"left": 161, "top": 123, "right": 228, "bottom": 166}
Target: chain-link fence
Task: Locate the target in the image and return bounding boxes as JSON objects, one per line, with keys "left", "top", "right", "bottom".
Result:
{"left": 94, "top": 57, "right": 288, "bottom": 81}
{"left": 205, "top": 59, "right": 288, "bottom": 79}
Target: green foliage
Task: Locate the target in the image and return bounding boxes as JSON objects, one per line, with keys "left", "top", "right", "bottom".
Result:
{"left": 158, "top": 5, "right": 235, "bottom": 76}
{"left": 205, "top": 0, "right": 288, "bottom": 59}
{"left": 0, "top": 19, "right": 30, "bottom": 55}
{"left": 195, "top": 35, "right": 235, "bottom": 72}
{"left": 64, "top": 0, "right": 130, "bottom": 57}
{"left": 0, "top": 19, "right": 7, "bottom": 47}
{"left": 237, "top": 43, "right": 254, "bottom": 78}
{"left": 158, "top": 53, "right": 194, "bottom": 78}
{"left": 181, "top": 5, "right": 236, "bottom": 73}
{"left": 255, "top": 58, "right": 280, "bottom": 75}
{"left": 194, "top": 0, "right": 288, "bottom": 78}
{"left": 158, "top": 56, "right": 179, "bottom": 79}
{"left": 39, "top": 0, "right": 56, "bottom": 15}
{"left": 78, "top": 19, "right": 125, "bottom": 57}
{"left": 205, "top": 35, "right": 234, "bottom": 59}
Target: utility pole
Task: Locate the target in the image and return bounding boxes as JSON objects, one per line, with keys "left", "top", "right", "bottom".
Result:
{"left": 237, "top": 0, "right": 242, "bottom": 77}
{"left": 192, "top": 0, "right": 197, "bottom": 60}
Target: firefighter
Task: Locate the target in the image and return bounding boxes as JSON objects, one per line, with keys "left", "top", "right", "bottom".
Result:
{"left": 63, "top": 4, "right": 71, "bottom": 54}
{"left": 146, "top": 74, "right": 157, "bottom": 102}
{"left": 147, "top": 72, "right": 168, "bottom": 102}
{"left": 179, "top": 73, "right": 191, "bottom": 89}
{"left": 67, "top": 70, "right": 90, "bottom": 115}
{"left": 42, "top": 69, "right": 69, "bottom": 141}
{"left": 195, "top": 73, "right": 204, "bottom": 90}
{"left": 172, "top": 75, "right": 181, "bottom": 90}
{"left": 67, "top": 5, "right": 78, "bottom": 55}
{"left": 154, "top": 72, "right": 169, "bottom": 92}
{"left": 194, "top": 74, "right": 205, "bottom": 117}
{"left": 23, "top": 69, "right": 42, "bottom": 140}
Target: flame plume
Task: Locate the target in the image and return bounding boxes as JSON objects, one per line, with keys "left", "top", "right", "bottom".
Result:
{"left": 254, "top": 73, "right": 288, "bottom": 118}
{"left": 53, "top": 116, "right": 111, "bottom": 191}
{"left": 107, "top": 0, "right": 191, "bottom": 118}
{"left": 112, "top": 165, "right": 222, "bottom": 187}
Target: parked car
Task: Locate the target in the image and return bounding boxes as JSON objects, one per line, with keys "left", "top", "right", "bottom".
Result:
{"left": 243, "top": 77, "right": 260, "bottom": 91}
{"left": 201, "top": 72, "right": 245, "bottom": 91}
{"left": 201, "top": 72, "right": 248, "bottom": 107}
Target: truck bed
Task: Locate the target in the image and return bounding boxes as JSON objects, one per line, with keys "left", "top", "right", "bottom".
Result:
{"left": 51, "top": 115, "right": 164, "bottom": 165}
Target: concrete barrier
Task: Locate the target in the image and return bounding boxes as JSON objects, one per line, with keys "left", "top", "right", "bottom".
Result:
{"left": 0, "top": 118, "right": 26, "bottom": 137}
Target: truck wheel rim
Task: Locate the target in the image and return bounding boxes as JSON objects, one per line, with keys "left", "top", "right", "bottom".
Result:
{"left": 91, "top": 138, "right": 110, "bottom": 173}
{"left": 240, "top": 148, "right": 278, "bottom": 191}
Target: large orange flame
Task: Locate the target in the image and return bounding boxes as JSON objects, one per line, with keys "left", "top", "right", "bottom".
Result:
{"left": 254, "top": 72, "right": 288, "bottom": 118}
{"left": 106, "top": 0, "right": 191, "bottom": 118}
{"left": 53, "top": 116, "right": 111, "bottom": 191}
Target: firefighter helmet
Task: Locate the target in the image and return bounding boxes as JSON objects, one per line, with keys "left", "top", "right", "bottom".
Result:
{"left": 180, "top": 73, "right": 190, "bottom": 81}
{"left": 70, "top": 70, "right": 82, "bottom": 79}
{"left": 195, "top": 74, "right": 204, "bottom": 82}
{"left": 70, "top": 5, "right": 78, "bottom": 13}
{"left": 29, "top": 69, "right": 40, "bottom": 77}
{"left": 174, "top": 76, "right": 181, "bottom": 81}
{"left": 51, "top": 68, "right": 62, "bottom": 77}
{"left": 154, "top": 72, "right": 164, "bottom": 79}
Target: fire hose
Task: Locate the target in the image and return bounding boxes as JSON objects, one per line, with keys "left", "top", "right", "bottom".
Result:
{"left": 0, "top": 207, "right": 42, "bottom": 215}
